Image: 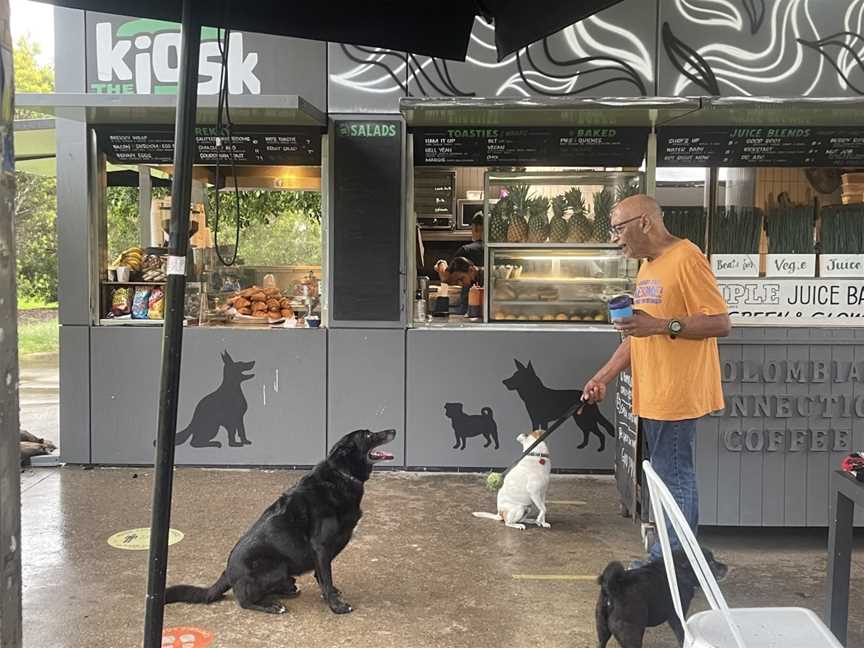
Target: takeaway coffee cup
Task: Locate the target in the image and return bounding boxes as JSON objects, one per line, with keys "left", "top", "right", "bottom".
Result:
{"left": 608, "top": 294, "right": 633, "bottom": 322}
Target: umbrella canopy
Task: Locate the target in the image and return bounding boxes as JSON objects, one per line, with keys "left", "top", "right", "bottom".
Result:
{"left": 20, "top": 1, "right": 626, "bottom": 647}
{"left": 35, "top": 0, "right": 624, "bottom": 61}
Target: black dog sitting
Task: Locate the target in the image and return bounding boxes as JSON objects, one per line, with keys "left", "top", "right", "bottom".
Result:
{"left": 595, "top": 548, "right": 728, "bottom": 648}
{"left": 166, "top": 428, "right": 396, "bottom": 615}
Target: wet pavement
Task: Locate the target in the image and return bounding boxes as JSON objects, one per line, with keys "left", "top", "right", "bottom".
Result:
{"left": 19, "top": 467, "right": 864, "bottom": 648}
{"left": 19, "top": 352, "right": 59, "bottom": 446}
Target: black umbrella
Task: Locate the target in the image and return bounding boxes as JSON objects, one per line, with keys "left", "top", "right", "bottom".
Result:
{"left": 30, "top": 1, "right": 625, "bottom": 646}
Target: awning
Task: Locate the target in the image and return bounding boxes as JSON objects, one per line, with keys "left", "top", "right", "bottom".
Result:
{"left": 400, "top": 97, "right": 702, "bottom": 128}
{"left": 15, "top": 93, "right": 326, "bottom": 126}
{"left": 673, "top": 97, "right": 864, "bottom": 127}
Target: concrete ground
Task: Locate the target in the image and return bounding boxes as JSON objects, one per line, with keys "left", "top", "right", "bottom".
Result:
{"left": 19, "top": 352, "right": 59, "bottom": 446}
{"left": 20, "top": 466, "right": 864, "bottom": 648}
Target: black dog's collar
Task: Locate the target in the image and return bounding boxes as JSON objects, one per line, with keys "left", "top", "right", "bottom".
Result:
{"left": 333, "top": 466, "right": 363, "bottom": 486}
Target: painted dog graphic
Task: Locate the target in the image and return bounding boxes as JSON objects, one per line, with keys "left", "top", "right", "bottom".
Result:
{"left": 175, "top": 350, "right": 255, "bottom": 448}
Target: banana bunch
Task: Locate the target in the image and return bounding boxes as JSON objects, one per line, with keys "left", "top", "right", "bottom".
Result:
{"left": 110, "top": 247, "right": 144, "bottom": 271}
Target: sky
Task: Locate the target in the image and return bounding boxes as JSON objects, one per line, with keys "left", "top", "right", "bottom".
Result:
{"left": 10, "top": 0, "right": 54, "bottom": 67}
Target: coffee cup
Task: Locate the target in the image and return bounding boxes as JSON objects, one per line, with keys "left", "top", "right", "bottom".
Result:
{"left": 116, "top": 266, "right": 131, "bottom": 283}
{"left": 608, "top": 294, "right": 633, "bottom": 322}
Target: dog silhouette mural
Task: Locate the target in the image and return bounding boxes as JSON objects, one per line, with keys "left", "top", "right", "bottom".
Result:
{"left": 503, "top": 359, "right": 614, "bottom": 452}
{"left": 444, "top": 402, "right": 500, "bottom": 450}
{"left": 175, "top": 350, "right": 256, "bottom": 448}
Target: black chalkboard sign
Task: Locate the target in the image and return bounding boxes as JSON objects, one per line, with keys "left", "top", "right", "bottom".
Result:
{"left": 658, "top": 126, "right": 864, "bottom": 167}
{"left": 332, "top": 120, "right": 403, "bottom": 322}
{"left": 615, "top": 369, "right": 638, "bottom": 519}
{"left": 414, "top": 169, "right": 455, "bottom": 219}
{"left": 97, "top": 125, "right": 322, "bottom": 166}
{"left": 413, "top": 127, "right": 648, "bottom": 167}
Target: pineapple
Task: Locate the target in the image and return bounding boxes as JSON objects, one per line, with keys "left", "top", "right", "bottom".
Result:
{"left": 527, "top": 196, "right": 550, "bottom": 243}
{"left": 616, "top": 179, "right": 640, "bottom": 202}
{"left": 549, "top": 194, "right": 570, "bottom": 242}
{"left": 565, "top": 187, "right": 592, "bottom": 243}
{"left": 592, "top": 188, "right": 615, "bottom": 243}
{"left": 506, "top": 184, "right": 531, "bottom": 242}
{"left": 488, "top": 199, "right": 510, "bottom": 243}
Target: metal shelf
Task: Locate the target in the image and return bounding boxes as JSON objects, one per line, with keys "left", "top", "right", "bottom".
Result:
{"left": 497, "top": 276, "right": 631, "bottom": 283}
{"left": 492, "top": 299, "right": 606, "bottom": 306}
{"left": 102, "top": 281, "right": 167, "bottom": 286}
{"left": 487, "top": 242, "right": 620, "bottom": 249}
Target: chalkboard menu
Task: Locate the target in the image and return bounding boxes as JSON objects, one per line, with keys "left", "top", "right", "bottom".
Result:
{"left": 414, "top": 169, "right": 455, "bottom": 219}
{"left": 97, "top": 126, "right": 322, "bottom": 166}
{"left": 615, "top": 369, "right": 638, "bottom": 519}
{"left": 658, "top": 126, "right": 864, "bottom": 167}
{"left": 413, "top": 127, "right": 648, "bottom": 167}
{"left": 332, "top": 120, "right": 403, "bottom": 323}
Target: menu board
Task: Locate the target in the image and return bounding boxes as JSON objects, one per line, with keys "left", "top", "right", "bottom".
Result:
{"left": 615, "top": 369, "right": 638, "bottom": 520}
{"left": 98, "top": 126, "right": 322, "bottom": 166}
{"left": 413, "top": 127, "right": 648, "bottom": 167}
{"left": 414, "top": 169, "right": 455, "bottom": 218}
{"left": 658, "top": 126, "right": 864, "bottom": 167}
{"left": 332, "top": 120, "right": 403, "bottom": 323}
{"left": 615, "top": 370, "right": 639, "bottom": 517}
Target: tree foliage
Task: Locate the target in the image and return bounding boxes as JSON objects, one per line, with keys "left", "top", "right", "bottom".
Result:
{"left": 14, "top": 35, "right": 53, "bottom": 119}
{"left": 15, "top": 172, "right": 57, "bottom": 301}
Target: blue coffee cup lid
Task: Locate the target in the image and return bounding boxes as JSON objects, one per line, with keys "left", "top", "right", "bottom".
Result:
{"left": 608, "top": 294, "right": 633, "bottom": 309}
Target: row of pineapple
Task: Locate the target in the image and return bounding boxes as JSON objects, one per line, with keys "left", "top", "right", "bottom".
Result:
{"left": 487, "top": 181, "right": 639, "bottom": 244}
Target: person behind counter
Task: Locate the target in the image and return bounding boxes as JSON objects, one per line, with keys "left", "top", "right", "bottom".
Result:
{"left": 433, "top": 212, "right": 484, "bottom": 281}
{"left": 437, "top": 256, "right": 484, "bottom": 315}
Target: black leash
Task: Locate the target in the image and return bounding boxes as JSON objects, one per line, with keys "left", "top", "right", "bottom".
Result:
{"left": 500, "top": 401, "right": 585, "bottom": 479}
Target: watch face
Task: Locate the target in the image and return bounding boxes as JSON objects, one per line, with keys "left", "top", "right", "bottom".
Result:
{"left": 670, "top": 320, "right": 682, "bottom": 333}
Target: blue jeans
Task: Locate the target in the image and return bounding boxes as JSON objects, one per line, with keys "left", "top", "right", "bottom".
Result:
{"left": 643, "top": 418, "right": 699, "bottom": 561}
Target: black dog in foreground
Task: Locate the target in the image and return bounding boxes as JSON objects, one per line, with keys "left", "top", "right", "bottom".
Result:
{"left": 595, "top": 549, "right": 728, "bottom": 647}
{"left": 503, "top": 359, "right": 614, "bottom": 451}
{"left": 166, "top": 428, "right": 397, "bottom": 615}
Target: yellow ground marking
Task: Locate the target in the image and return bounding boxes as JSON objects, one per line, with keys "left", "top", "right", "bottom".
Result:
{"left": 107, "top": 527, "right": 184, "bottom": 551}
{"left": 512, "top": 574, "right": 596, "bottom": 581}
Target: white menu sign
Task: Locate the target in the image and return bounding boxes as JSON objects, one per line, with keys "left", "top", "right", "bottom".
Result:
{"left": 718, "top": 279, "right": 864, "bottom": 326}
{"left": 819, "top": 254, "right": 864, "bottom": 278}
{"left": 710, "top": 254, "right": 760, "bottom": 277}
{"left": 765, "top": 254, "right": 817, "bottom": 278}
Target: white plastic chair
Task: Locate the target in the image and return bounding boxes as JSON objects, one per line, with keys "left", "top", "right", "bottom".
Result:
{"left": 642, "top": 459, "right": 844, "bottom": 648}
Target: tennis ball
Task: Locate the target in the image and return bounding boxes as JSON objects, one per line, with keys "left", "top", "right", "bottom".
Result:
{"left": 485, "top": 472, "right": 504, "bottom": 491}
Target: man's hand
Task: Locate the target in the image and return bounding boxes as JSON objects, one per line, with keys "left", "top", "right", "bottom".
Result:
{"left": 434, "top": 260, "right": 448, "bottom": 274}
{"left": 613, "top": 309, "right": 667, "bottom": 338}
{"left": 581, "top": 378, "right": 607, "bottom": 404}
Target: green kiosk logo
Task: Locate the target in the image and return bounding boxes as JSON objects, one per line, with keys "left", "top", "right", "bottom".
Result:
{"left": 339, "top": 122, "right": 398, "bottom": 138}
{"left": 92, "top": 18, "right": 260, "bottom": 95}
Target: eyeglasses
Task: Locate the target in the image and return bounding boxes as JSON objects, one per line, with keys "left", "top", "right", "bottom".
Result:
{"left": 608, "top": 214, "right": 644, "bottom": 238}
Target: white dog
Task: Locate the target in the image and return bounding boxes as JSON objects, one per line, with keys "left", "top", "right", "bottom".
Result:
{"left": 473, "top": 430, "right": 552, "bottom": 530}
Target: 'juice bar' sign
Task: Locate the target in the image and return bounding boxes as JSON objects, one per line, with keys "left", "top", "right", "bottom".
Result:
{"left": 718, "top": 279, "right": 864, "bottom": 326}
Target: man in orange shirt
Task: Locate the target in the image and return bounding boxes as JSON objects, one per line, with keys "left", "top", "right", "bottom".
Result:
{"left": 582, "top": 194, "right": 731, "bottom": 563}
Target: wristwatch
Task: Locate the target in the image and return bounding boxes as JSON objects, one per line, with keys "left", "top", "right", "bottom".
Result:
{"left": 667, "top": 319, "right": 683, "bottom": 339}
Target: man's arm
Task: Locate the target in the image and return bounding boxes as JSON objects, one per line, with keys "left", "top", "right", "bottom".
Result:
{"left": 615, "top": 311, "right": 731, "bottom": 339}
{"left": 581, "top": 337, "right": 631, "bottom": 403}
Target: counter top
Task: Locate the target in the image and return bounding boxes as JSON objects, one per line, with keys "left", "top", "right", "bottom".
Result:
{"left": 412, "top": 316, "right": 614, "bottom": 333}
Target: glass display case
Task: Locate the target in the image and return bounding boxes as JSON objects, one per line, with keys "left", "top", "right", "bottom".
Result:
{"left": 483, "top": 170, "right": 641, "bottom": 324}
{"left": 488, "top": 248, "right": 637, "bottom": 322}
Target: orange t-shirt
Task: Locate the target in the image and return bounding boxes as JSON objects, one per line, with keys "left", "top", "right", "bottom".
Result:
{"left": 630, "top": 239, "right": 727, "bottom": 420}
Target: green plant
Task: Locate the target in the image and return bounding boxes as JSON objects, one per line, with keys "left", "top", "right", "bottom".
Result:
{"left": 15, "top": 172, "right": 57, "bottom": 303}
{"left": 18, "top": 317, "right": 59, "bottom": 357}
{"left": 710, "top": 207, "right": 763, "bottom": 254}
{"left": 819, "top": 205, "right": 864, "bottom": 254}
{"left": 764, "top": 207, "right": 815, "bottom": 254}
{"left": 663, "top": 206, "right": 706, "bottom": 251}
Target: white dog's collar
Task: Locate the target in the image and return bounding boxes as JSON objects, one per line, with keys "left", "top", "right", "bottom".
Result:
{"left": 528, "top": 451, "right": 550, "bottom": 459}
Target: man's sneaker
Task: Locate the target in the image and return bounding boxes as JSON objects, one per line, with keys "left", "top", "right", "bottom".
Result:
{"left": 627, "top": 559, "right": 647, "bottom": 570}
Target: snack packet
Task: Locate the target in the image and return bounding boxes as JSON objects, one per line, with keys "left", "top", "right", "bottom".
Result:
{"left": 132, "top": 287, "right": 151, "bottom": 319}
{"left": 111, "top": 287, "right": 132, "bottom": 316}
{"left": 148, "top": 287, "right": 165, "bottom": 320}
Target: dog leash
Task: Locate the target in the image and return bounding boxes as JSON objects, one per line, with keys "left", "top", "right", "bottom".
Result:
{"left": 500, "top": 401, "right": 585, "bottom": 479}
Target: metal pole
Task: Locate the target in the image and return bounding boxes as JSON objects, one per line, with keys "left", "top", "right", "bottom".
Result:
{"left": 143, "top": 0, "right": 200, "bottom": 645}
{"left": 0, "top": 1, "right": 22, "bottom": 644}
